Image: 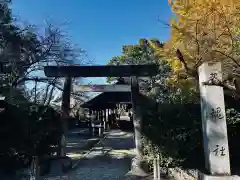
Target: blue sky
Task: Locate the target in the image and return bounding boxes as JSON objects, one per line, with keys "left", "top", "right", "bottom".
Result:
{"left": 11, "top": 0, "right": 172, "bottom": 84}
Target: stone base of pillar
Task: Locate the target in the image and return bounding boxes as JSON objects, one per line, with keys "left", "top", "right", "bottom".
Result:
{"left": 58, "top": 134, "right": 66, "bottom": 157}
{"left": 131, "top": 156, "right": 149, "bottom": 177}
{"left": 62, "top": 158, "right": 73, "bottom": 172}
{"left": 199, "top": 173, "right": 240, "bottom": 180}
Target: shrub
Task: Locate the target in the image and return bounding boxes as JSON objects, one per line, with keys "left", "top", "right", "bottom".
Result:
{"left": 0, "top": 102, "right": 61, "bottom": 173}
{"left": 141, "top": 99, "right": 240, "bottom": 170}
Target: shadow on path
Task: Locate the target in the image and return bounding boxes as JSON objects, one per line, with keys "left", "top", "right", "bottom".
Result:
{"left": 43, "top": 130, "right": 136, "bottom": 180}
{"left": 66, "top": 130, "right": 136, "bottom": 180}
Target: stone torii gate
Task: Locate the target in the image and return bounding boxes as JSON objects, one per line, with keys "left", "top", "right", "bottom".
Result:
{"left": 44, "top": 64, "right": 158, "bottom": 174}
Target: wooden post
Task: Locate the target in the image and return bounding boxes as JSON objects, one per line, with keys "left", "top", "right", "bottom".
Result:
{"left": 59, "top": 76, "right": 72, "bottom": 156}
{"left": 107, "top": 109, "right": 110, "bottom": 129}
{"left": 100, "top": 110, "right": 103, "bottom": 123}
{"left": 104, "top": 109, "right": 107, "bottom": 131}
{"left": 89, "top": 109, "right": 92, "bottom": 131}
{"left": 153, "top": 155, "right": 161, "bottom": 180}
{"left": 98, "top": 110, "right": 101, "bottom": 121}
{"left": 98, "top": 124, "right": 102, "bottom": 136}
{"left": 157, "top": 155, "right": 161, "bottom": 180}
{"left": 89, "top": 109, "right": 92, "bottom": 134}
{"left": 98, "top": 110, "right": 100, "bottom": 121}
{"left": 154, "top": 158, "right": 157, "bottom": 180}
{"left": 130, "top": 76, "right": 147, "bottom": 175}
{"left": 30, "top": 156, "right": 39, "bottom": 180}
{"left": 198, "top": 62, "right": 230, "bottom": 176}
{"left": 92, "top": 123, "right": 95, "bottom": 136}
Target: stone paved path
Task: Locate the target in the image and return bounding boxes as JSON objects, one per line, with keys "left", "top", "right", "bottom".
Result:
{"left": 65, "top": 128, "right": 99, "bottom": 160}
{"left": 44, "top": 130, "right": 136, "bottom": 180}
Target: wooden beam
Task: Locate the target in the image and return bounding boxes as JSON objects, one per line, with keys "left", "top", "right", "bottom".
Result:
{"left": 74, "top": 84, "right": 131, "bottom": 92}
{"left": 44, "top": 64, "right": 158, "bottom": 77}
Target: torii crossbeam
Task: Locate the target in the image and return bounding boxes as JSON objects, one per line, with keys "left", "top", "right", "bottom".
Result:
{"left": 44, "top": 64, "right": 158, "bottom": 77}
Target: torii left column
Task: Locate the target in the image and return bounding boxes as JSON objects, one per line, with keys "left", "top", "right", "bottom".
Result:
{"left": 59, "top": 76, "right": 72, "bottom": 156}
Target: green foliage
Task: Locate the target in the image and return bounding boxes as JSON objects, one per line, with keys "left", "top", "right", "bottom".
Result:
{"left": 107, "top": 38, "right": 163, "bottom": 84}
{"left": 141, "top": 101, "right": 203, "bottom": 168}
{"left": 107, "top": 38, "right": 240, "bottom": 171}
{"left": 141, "top": 97, "right": 240, "bottom": 169}
{"left": 107, "top": 38, "right": 202, "bottom": 169}
{"left": 0, "top": 103, "right": 61, "bottom": 173}
{"left": 0, "top": 2, "right": 88, "bottom": 175}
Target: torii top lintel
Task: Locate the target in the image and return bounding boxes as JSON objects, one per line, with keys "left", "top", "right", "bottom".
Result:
{"left": 44, "top": 64, "right": 158, "bottom": 77}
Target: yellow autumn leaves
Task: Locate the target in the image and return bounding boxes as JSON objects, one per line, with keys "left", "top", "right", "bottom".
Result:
{"left": 154, "top": 0, "right": 240, "bottom": 86}
{"left": 144, "top": 0, "right": 240, "bottom": 97}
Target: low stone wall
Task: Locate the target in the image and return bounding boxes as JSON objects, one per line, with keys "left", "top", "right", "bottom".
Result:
{"left": 167, "top": 167, "right": 198, "bottom": 180}
{"left": 166, "top": 167, "right": 240, "bottom": 180}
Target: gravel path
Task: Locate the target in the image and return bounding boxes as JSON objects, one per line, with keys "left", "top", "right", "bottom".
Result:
{"left": 44, "top": 130, "right": 136, "bottom": 180}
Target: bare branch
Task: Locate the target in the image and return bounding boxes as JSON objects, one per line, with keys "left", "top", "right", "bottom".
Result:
{"left": 214, "top": 50, "right": 240, "bottom": 66}
{"left": 203, "top": 80, "right": 236, "bottom": 91}
{"left": 18, "top": 77, "right": 86, "bottom": 99}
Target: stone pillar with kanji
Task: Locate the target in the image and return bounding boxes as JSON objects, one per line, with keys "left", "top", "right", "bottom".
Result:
{"left": 198, "top": 62, "right": 231, "bottom": 176}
